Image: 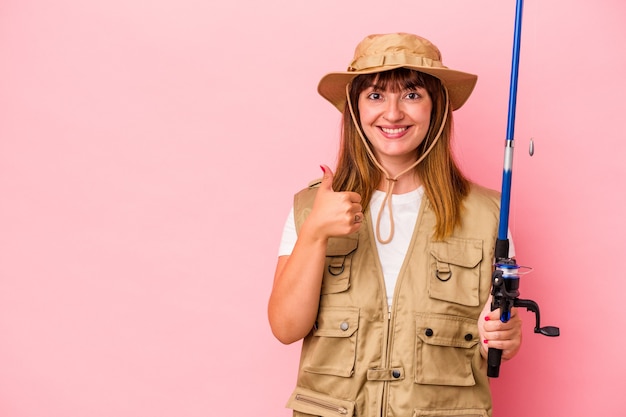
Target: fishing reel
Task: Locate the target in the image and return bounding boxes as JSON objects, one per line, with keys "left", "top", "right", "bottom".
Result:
{"left": 487, "top": 240, "right": 560, "bottom": 377}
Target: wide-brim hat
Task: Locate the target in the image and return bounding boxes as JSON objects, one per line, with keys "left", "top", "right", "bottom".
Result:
{"left": 318, "top": 33, "right": 478, "bottom": 112}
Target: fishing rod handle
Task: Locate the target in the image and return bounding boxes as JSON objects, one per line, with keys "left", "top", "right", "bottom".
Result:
{"left": 487, "top": 347, "right": 503, "bottom": 377}
{"left": 487, "top": 260, "right": 518, "bottom": 378}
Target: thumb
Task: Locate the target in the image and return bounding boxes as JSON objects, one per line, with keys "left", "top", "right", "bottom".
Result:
{"left": 319, "top": 165, "right": 335, "bottom": 192}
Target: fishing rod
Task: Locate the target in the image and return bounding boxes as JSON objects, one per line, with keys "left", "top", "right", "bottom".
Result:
{"left": 487, "top": 0, "right": 560, "bottom": 378}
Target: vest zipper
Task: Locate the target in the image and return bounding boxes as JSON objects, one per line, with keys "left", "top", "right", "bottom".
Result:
{"left": 295, "top": 394, "right": 349, "bottom": 415}
{"left": 382, "top": 303, "right": 393, "bottom": 416}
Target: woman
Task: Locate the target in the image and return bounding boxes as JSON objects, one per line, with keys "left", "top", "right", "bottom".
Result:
{"left": 268, "top": 33, "right": 522, "bottom": 417}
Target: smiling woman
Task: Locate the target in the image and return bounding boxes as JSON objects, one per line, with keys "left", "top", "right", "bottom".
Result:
{"left": 268, "top": 32, "right": 522, "bottom": 417}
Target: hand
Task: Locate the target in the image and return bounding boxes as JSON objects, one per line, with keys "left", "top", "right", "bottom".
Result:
{"left": 301, "top": 165, "right": 363, "bottom": 240}
{"left": 479, "top": 305, "right": 523, "bottom": 361}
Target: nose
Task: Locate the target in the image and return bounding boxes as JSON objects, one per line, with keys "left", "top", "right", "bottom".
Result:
{"left": 383, "top": 98, "right": 404, "bottom": 122}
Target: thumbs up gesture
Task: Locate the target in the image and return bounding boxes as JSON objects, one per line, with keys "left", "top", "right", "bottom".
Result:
{"left": 303, "top": 165, "right": 363, "bottom": 240}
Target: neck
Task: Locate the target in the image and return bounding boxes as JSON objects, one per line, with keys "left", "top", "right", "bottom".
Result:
{"left": 377, "top": 171, "right": 421, "bottom": 194}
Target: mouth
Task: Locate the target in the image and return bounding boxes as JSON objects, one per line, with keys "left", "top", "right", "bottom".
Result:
{"left": 379, "top": 126, "right": 410, "bottom": 137}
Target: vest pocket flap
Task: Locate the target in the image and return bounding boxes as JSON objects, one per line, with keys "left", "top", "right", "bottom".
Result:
{"left": 326, "top": 235, "right": 358, "bottom": 256}
{"left": 413, "top": 408, "right": 487, "bottom": 417}
{"left": 322, "top": 236, "right": 358, "bottom": 295}
{"left": 314, "top": 306, "right": 359, "bottom": 338}
{"left": 415, "top": 313, "right": 478, "bottom": 348}
{"left": 305, "top": 307, "right": 359, "bottom": 377}
{"left": 414, "top": 313, "right": 478, "bottom": 386}
{"left": 429, "top": 238, "right": 483, "bottom": 268}
{"left": 287, "top": 387, "right": 355, "bottom": 417}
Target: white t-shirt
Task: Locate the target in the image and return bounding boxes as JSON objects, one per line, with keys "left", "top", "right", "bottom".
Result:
{"left": 278, "top": 187, "right": 514, "bottom": 307}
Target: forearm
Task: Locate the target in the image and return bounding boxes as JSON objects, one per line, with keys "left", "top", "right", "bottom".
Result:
{"left": 268, "top": 227, "right": 328, "bottom": 344}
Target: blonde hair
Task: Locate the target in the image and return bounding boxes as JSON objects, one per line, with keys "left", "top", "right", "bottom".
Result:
{"left": 332, "top": 68, "right": 470, "bottom": 240}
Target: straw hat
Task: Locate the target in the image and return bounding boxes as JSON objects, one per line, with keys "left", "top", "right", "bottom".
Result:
{"left": 317, "top": 33, "right": 478, "bottom": 112}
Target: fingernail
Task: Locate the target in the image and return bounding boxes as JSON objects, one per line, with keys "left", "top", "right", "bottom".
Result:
{"left": 484, "top": 316, "right": 490, "bottom": 321}
{"left": 320, "top": 165, "right": 326, "bottom": 173}
{"left": 484, "top": 339, "right": 488, "bottom": 344}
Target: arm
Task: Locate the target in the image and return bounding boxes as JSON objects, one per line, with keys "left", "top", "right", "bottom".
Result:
{"left": 268, "top": 165, "right": 362, "bottom": 344}
{"left": 268, "top": 237, "right": 328, "bottom": 344}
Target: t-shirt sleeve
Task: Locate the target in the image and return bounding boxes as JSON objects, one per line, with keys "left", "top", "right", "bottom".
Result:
{"left": 277, "top": 206, "right": 297, "bottom": 257}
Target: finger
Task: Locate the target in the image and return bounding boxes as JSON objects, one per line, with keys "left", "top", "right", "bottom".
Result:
{"left": 319, "top": 165, "right": 334, "bottom": 192}
{"left": 485, "top": 332, "right": 520, "bottom": 349}
{"left": 484, "top": 309, "right": 501, "bottom": 323}
{"left": 485, "top": 338, "right": 510, "bottom": 351}
{"left": 486, "top": 307, "right": 518, "bottom": 324}
{"left": 484, "top": 319, "right": 511, "bottom": 334}
{"left": 484, "top": 323, "right": 521, "bottom": 342}
{"left": 353, "top": 201, "right": 363, "bottom": 222}
{"left": 347, "top": 191, "right": 362, "bottom": 203}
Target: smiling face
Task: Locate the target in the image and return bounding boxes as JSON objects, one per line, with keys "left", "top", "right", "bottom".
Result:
{"left": 355, "top": 70, "right": 433, "bottom": 168}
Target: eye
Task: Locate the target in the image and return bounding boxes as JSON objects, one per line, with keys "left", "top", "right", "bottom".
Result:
{"left": 366, "top": 92, "right": 382, "bottom": 100}
{"left": 405, "top": 91, "right": 421, "bottom": 100}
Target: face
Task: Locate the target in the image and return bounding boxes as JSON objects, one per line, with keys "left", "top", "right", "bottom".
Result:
{"left": 358, "top": 82, "right": 432, "bottom": 167}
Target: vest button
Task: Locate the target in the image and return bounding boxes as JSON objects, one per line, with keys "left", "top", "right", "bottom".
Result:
{"left": 465, "top": 333, "right": 473, "bottom": 341}
{"left": 392, "top": 370, "right": 401, "bottom": 378}
{"left": 425, "top": 328, "right": 434, "bottom": 337}
{"left": 340, "top": 322, "right": 349, "bottom": 331}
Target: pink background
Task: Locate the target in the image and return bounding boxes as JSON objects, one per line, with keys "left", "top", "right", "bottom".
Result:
{"left": 1, "top": 0, "right": 625, "bottom": 416}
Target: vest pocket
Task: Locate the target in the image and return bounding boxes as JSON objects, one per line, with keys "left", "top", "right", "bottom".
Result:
{"left": 428, "top": 237, "right": 483, "bottom": 306}
{"left": 321, "top": 236, "right": 358, "bottom": 295}
{"left": 287, "top": 387, "right": 355, "bottom": 416}
{"left": 302, "top": 306, "right": 359, "bottom": 377}
{"left": 414, "top": 313, "right": 479, "bottom": 386}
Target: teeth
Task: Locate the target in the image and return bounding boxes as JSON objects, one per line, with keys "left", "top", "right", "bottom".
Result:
{"left": 381, "top": 127, "right": 407, "bottom": 134}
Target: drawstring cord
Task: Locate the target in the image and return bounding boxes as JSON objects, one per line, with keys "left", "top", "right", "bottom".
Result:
{"left": 345, "top": 83, "right": 449, "bottom": 244}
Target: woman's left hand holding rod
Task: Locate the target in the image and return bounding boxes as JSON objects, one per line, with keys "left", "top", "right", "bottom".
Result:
{"left": 479, "top": 298, "right": 523, "bottom": 361}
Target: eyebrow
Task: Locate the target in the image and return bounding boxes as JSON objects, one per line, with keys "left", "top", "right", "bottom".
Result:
{"left": 368, "top": 83, "right": 424, "bottom": 92}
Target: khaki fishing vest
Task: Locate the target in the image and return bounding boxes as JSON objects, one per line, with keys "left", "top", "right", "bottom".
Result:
{"left": 286, "top": 182, "right": 501, "bottom": 417}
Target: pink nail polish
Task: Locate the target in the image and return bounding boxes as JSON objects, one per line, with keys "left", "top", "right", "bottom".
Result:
{"left": 320, "top": 165, "right": 326, "bottom": 173}
{"left": 484, "top": 339, "right": 488, "bottom": 344}
{"left": 484, "top": 316, "right": 490, "bottom": 321}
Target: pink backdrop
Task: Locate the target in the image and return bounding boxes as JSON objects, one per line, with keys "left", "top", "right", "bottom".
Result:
{"left": 1, "top": 0, "right": 625, "bottom": 416}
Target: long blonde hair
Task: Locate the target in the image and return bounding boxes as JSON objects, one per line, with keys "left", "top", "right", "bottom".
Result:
{"left": 332, "top": 68, "right": 470, "bottom": 240}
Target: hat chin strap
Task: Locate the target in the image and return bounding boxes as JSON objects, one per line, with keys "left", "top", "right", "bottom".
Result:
{"left": 345, "top": 83, "right": 449, "bottom": 244}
